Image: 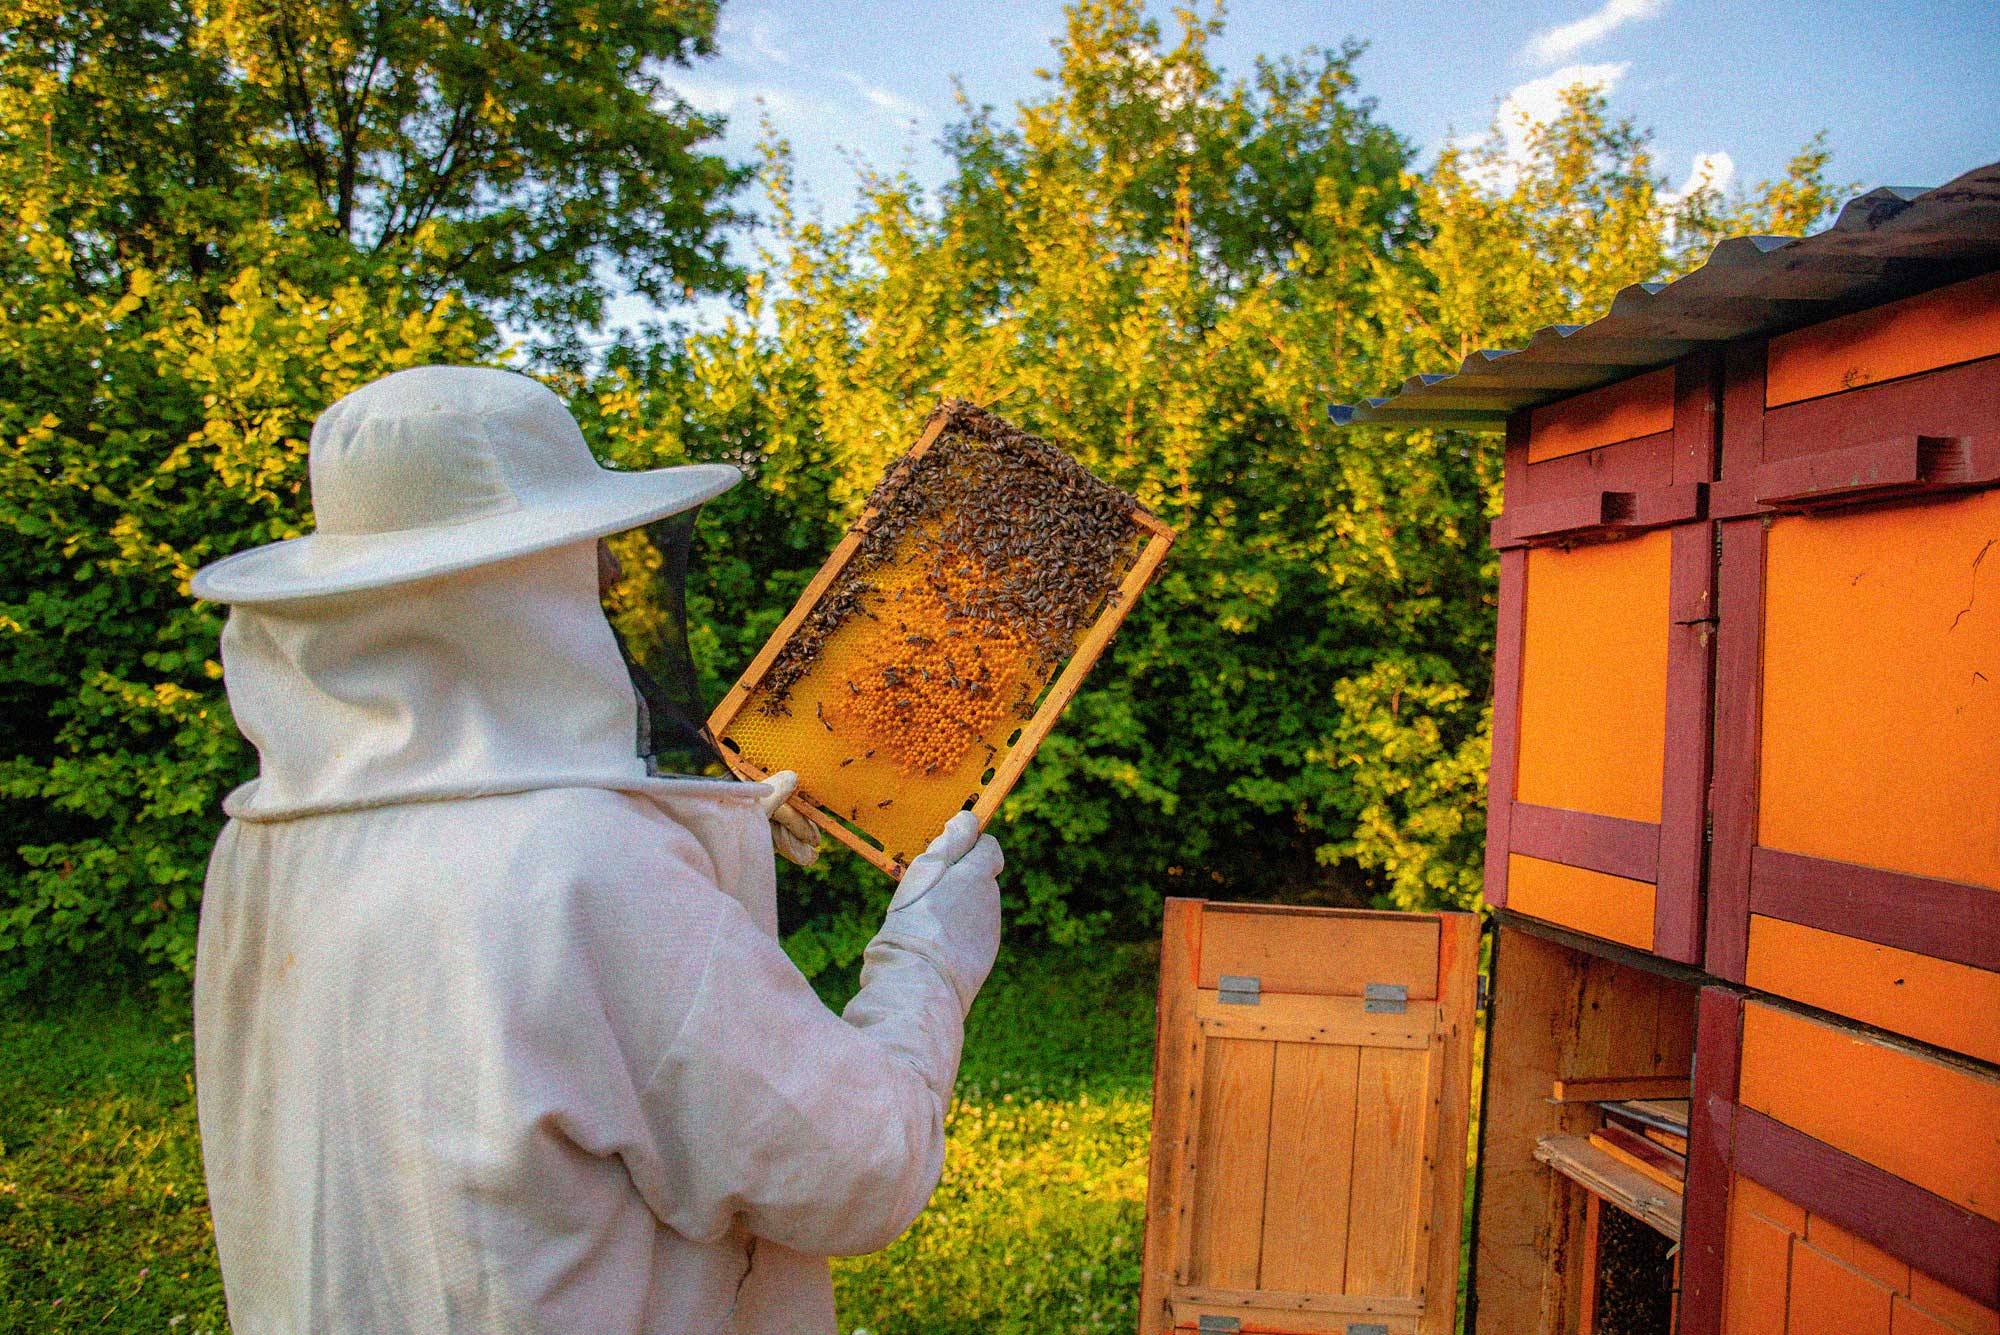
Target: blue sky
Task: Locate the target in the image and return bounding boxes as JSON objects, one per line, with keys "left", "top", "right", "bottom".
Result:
{"left": 609, "top": 0, "right": 1999, "bottom": 334}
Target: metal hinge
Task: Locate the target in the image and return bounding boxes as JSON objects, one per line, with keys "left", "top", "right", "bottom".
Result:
{"left": 1364, "top": 982, "right": 1408, "bottom": 1014}
{"left": 1217, "top": 974, "right": 1261, "bottom": 1006}
{"left": 1197, "top": 1317, "right": 1241, "bottom": 1333}
{"left": 1348, "top": 1325, "right": 1390, "bottom": 1335}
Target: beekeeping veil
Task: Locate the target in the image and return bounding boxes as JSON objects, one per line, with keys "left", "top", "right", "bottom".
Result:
{"left": 190, "top": 366, "right": 742, "bottom": 806}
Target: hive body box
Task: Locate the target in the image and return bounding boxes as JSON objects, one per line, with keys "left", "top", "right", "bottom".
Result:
{"left": 1476, "top": 270, "right": 2000, "bottom": 1333}
{"left": 1295, "top": 168, "right": 2000, "bottom": 1335}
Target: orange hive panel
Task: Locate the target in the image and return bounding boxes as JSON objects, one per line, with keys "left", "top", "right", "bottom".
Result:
{"left": 1759, "top": 489, "right": 2000, "bottom": 893}
{"left": 1526, "top": 365, "right": 1675, "bottom": 464}
{"left": 712, "top": 400, "right": 1173, "bottom": 874}
{"left": 1765, "top": 269, "right": 2000, "bottom": 408}
{"left": 1516, "top": 529, "right": 1672, "bottom": 823}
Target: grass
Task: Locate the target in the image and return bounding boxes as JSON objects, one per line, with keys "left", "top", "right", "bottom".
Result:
{"left": 0, "top": 943, "right": 1483, "bottom": 1335}
{"left": 0, "top": 944, "right": 1162, "bottom": 1334}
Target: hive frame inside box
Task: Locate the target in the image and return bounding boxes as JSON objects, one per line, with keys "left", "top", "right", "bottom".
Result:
{"left": 707, "top": 410, "right": 1178, "bottom": 877}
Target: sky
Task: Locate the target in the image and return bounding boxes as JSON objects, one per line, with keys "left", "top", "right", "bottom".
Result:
{"left": 609, "top": 0, "right": 2000, "bottom": 335}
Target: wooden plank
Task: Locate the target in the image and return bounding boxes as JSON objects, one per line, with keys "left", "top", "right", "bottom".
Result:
{"left": 1344, "top": 1045, "right": 1434, "bottom": 1297}
{"left": 1737, "top": 1001, "right": 2000, "bottom": 1224}
{"left": 1579, "top": 1193, "right": 1604, "bottom": 1335}
{"left": 1508, "top": 803, "right": 1660, "bottom": 884}
{"left": 1420, "top": 912, "right": 1480, "bottom": 1335}
{"left": 1727, "top": 1102, "right": 2000, "bottom": 1312}
{"left": 1656, "top": 518, "right": 1717, "bottom": 964}
{"left": 1788, "top": 1232, "right": 1898, "bottom": 1335}
{"left": 1758, "top": 353, "right": 2000, "bottom": 471}
{"left": 1485, "top": 545, "right": 1528, "bottom": 909}
{"left": 1587, "top": 1130, "right": 1685, "bottom": 1192}
{"left": 1705, "top": 521, "right": 1768, "bottom": 978}
{"left": 1195, "top": 990, "right": 1434, "bottom": 1050}
{"left": 1528, "top": 366, "right": 1677, "bottom": 462}
{"left": 1677, "top": 987, "right": 1746, "bottom": 1335}
{"left": 1258, "top": 1042, "right": 1360, "bottom": 1294}
{"left": 1197, "top": 907, "right": 1439, "bottom": 999}
{"left": 1471, "top": 927, "right": 1594, "bottom": 1335}
{"left": 1550, "top": 1074, "right": 1691, "bottom": 1103}
{"left": 1643, "top": 1127, "right": 1688, "bottom": 1155}
{"left": 1139, "top": 898, "right": 1203, "bottom": 1335}
{"left": 1744, "top": 912, "right": 2000, "bottom": 1066}
{"left": 1751, "top": 847, "right": 2000, "bottom": 975}
{"left": 1722, "top": 1176, "right": 1795, "bottom": 1335}
{"left": 1765, "top": 269, "right": 2000, "bottom": 408}
{"left": 1168, "top": 1291, "right": 1421, "bottom": 1334}
{"left": 1907, "top": 1274, "right": 2000, "bottom": 1335}
{"left": 1184, "top": 1037, "right": 1276, "bottom": 1289}
{"left": 1507, "top": 854, "right": 1658, "bottom": 952}
{"left": 1622, "top": 1099, "right": 1691, "bottom": 1131}
{"left": 1534, "top": 1133, "right": 1684, "bottom": 1240}
{"left": 1516, "top": 531, "right": 1673, "bottom": 824}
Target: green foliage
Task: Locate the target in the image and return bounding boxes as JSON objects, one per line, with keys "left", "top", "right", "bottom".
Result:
{"left": 0, "top": 0, "right": 742, "bottom": 994}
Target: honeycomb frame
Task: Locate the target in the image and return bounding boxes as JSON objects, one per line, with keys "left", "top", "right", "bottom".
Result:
{"left": 708, "top": 403, "right": 1177, "bottom": 877}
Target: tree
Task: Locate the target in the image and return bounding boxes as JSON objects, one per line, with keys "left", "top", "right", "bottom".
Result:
{"left": 631, "top": 15, "right": 1843, "bottom": 965}
{"left": 0, "top": 0, "right": 744, "bottom": 993}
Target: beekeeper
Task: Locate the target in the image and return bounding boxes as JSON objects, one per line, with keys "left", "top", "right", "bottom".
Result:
{"left": 189, "top": 366, "right": 1003, "bottom": 1335}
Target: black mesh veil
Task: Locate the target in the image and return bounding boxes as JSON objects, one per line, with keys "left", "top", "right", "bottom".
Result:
{"left": 599, "top": 507, "right": 733, "bottom": 778}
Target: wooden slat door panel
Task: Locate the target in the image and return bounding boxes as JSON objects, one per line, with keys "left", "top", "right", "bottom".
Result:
{"left": 1140, "top": 900, "right": 1479, "bottom": 1335}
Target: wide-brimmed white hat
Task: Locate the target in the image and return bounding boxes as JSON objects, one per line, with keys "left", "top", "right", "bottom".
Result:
{"left": 190, "top": 366, "right": 741, "bottom": 606}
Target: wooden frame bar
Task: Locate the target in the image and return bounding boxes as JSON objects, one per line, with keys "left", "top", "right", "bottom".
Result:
{"left": 1680, "top": 987, "right": 2000, "bottom": 1325}
{"left": 1485, "top": 352, "right": 1720, "bottom": 963}
{"left": 1705, "top": 341, "right": 2000, "bottom": 1000}
{"left": 707, "top": 406, "right": 1176, "bottom": 876}
{"left": 1676, "top": 987, "right": 1744, "bottom": 1335}
{"left": 1749, "top": 847, "right": 2000, "bottom": 974}
{"left": 1726, "top": 1103, "right": 2000, "bottom": 1309}
{"left": 1509, "top": 804, "right": 1658, "bottom": 883}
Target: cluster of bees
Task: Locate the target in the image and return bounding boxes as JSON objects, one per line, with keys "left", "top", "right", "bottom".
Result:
{"left": 756, "top": 400, "right": 1141, "bottom": 777}
{"left": 826, "top": 573, "right": 1032, "bottom": 776}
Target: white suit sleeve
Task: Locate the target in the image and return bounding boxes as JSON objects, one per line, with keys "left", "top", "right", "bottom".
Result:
{"left": 635, "top": 899, "right": 964, "bottom": 1257}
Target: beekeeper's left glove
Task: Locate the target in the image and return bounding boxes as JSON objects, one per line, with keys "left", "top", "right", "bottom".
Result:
{"left": 758, "top": 771, "right": 824, "bottom": 867}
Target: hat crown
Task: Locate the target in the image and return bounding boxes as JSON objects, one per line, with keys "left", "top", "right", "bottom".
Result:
{"left": 310, "top": 367, "right": 599, "bottom": 536}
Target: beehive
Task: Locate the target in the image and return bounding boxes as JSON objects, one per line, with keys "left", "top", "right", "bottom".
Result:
{"left": 1313, "top": 161, "right": 2000, "bottom": 1335}
{"left": 709, "top": 400, "right": 1175, "bottom": 875}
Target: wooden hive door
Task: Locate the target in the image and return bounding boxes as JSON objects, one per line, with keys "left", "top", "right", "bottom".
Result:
{"left": 1140, "top": 901, "right": 1480, "bottom": 1335}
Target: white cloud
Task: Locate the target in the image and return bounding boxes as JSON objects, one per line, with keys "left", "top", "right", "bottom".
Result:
{"left": 1522, "top": 0, "right": 1668, "bottom": 65}
{"left": 1663, "top": 150, "right": 1737, "bottom": 204}
{"left": 659, "top": 73, "right": 807, "bottom": 120}
{"left": 838, "top": 72, "right": 925, "bottom": 122}
{"left": 1497, "top": 61, "right": 1631, "bottom": 131}
{"left": 1449, "top": 62, "right": 1629, "bottom": 191}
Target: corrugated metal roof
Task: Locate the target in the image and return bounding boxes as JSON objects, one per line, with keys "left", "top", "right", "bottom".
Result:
{"left": 1329, "top": 159, "right": 2000, "bottom": 430}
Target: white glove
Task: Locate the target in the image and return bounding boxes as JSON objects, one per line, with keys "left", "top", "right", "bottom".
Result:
{"left": 877, "top": 811, "right": 1003, "bottom": 1015}
{"left": 757, "top": 771, "right": 824, "bottom": 867}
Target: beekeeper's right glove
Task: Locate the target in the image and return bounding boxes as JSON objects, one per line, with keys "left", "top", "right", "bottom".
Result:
{"left": 875, "top": 811, "right": 1003, "bottom": 1015}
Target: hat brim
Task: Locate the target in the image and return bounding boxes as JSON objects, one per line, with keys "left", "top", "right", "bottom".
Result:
{"left": 191, "top": 463, "right": 743, "bottom": 606}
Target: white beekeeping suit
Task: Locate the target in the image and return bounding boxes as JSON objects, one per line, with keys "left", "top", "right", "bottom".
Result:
{"left": 190, "top": 367, "right": 1002, "bottom": 1335}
